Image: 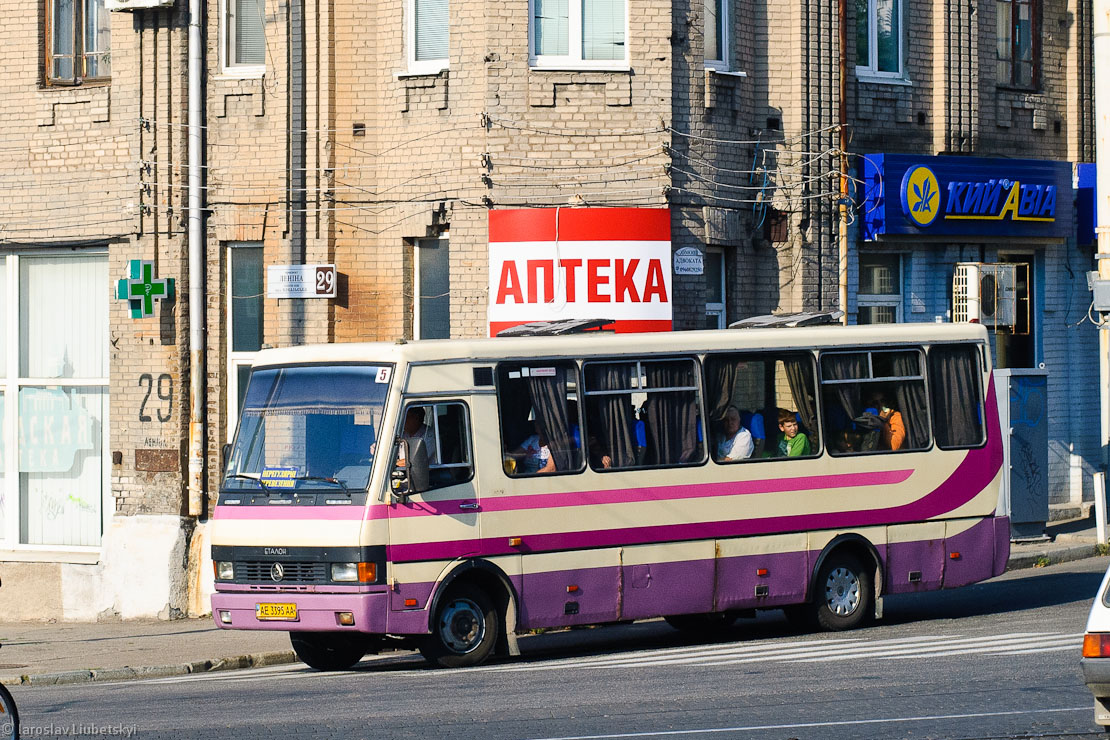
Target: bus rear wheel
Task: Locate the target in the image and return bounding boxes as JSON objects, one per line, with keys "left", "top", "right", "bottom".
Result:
{"left": 420, "top": 586, "right": 500, "bottom": 668}
{"left": 290, "top": 632, "right": 378, "bottom": 671}
{"left": 813, "top": 553, "right": 872, "bottom": 632}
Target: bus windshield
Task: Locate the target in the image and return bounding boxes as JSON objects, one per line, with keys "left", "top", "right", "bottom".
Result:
{"left": 223, "top": 364, "right": 392, "bottom": 492}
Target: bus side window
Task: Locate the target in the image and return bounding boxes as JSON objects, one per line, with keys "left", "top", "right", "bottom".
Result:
{"left": 401, "top": 402, "right": 473, "bottom": 489}
{"left": 820, "top": 349, "right": 931, "bottom": 455}
{"left": 928, "top": 344, "right": 986, "bottom": 448}
{"left": 584, "top": 358, "right": 704, "bottom": 470}
{"left": 496, "top": 361, "right": 584, "bottom": 477}
{"left": 703, "top": 352, "right": 820, "bottom": 462}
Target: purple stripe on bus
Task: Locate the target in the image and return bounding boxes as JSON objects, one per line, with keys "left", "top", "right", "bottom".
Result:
{"left": 385, "top": 518, "right": 999, "bottom": 634}
{"left": 387, "top": 380, "right": 1003, "bottom": 564}
{"left": 386, "top": 470, "right": 914, "bottom": 519}
{"left": 940, "top": 517, "right": 1000, "bottom": 590}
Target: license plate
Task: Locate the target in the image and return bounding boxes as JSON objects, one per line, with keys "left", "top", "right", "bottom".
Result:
{"left": 256, "top": 602, "right": 298, "bottom": 621}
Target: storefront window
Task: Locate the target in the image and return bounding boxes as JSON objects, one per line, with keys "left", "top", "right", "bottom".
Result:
{"left": 858, "top": 253, "right": 903, "bottom": 324}
{"left": 0, "top": 253, "right": 108, "bottom": 547}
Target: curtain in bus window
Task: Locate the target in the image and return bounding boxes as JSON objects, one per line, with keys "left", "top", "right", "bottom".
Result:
{"left": 498, "top": 369, "right": 533, "bottom": 455}
{"left": 585, "top": 364, "right": 637, "bottom": 469}
{"left": 782, "top": 356, "right": 818, "bottom": 435}
{"left": 929, "top": 346, "right": 984, "bottom": 448}
{"left": 527, "top": 369, "right": 580, "bottom": 472}
{"left": 889, "top": 353, "right": 929, "bottom": 449}
{"left": 643, "top": 360, "right": 700, "bottom": 465}
{"left": 821, "top": 353, "right": 867, "bottom": 430}
{"left": 704, "top": 356, "right": 737, "bottom": 423}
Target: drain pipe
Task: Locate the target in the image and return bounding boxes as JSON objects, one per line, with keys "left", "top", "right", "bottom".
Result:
{"left": 837, "top": 0, "right": 849, "bottom": 325}
{"left": 187, "top": 0, "right": 207, "bottom": 517}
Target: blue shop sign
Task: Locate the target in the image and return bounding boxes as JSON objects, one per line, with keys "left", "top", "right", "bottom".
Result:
{"left": 860, "top": 154, "right": 1072, "bottom": 240}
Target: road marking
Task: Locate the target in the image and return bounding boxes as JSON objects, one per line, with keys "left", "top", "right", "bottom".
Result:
{"left": 520, "top": 706, "right": 1091, "bottom": 740}
{"left": 476, "top": 631, "right": 1083, "bottom": 673}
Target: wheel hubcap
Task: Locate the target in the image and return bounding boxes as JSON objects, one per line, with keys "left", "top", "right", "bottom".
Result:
{"left": 824, "top": 566, "right": 861, "bottom": 616}
{"left": 438, "top": 598, "right": 485, "bottom": 654}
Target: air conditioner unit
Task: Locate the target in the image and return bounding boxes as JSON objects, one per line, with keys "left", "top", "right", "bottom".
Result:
{"left": 106, "top": 0, "right": 175, "bottom": 11}
{"left": 953, "top": 263, "right": 1018, "bottom": 327}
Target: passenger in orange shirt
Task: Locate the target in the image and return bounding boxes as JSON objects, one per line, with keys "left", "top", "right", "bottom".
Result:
{"left": 865, "top": 390, "right": 905, "bottom": 451}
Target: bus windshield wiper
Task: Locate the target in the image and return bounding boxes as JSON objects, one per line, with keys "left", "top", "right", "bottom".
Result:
{"left": 294, "top": 476, "right": 351, "bottom": 495}
{"left": 224, "top": 474, "right": 269, "bottom": 492}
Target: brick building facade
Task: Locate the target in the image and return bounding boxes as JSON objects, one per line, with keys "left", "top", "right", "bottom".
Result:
{"left": 0, "top": 0, "right": 1098, "bottom": 619}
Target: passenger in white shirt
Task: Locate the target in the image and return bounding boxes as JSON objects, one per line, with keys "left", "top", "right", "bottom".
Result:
{"left": 716, "top": 405, "right": 754, "bottom": 461}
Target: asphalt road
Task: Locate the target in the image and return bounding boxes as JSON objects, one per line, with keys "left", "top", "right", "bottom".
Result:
{"left": 11, "top": 557, "right": 1110, "bottom": 740}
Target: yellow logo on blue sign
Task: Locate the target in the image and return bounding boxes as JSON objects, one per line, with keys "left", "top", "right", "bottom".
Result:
{"left": 900, "top": 166, "right": 941, "bottom": 227}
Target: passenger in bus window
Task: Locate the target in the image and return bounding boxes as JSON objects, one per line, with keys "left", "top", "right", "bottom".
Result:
{"left": 776, "top": 409, "right": 811, "bottom": 457}
{"left": 507, "top": 421, "right": 556, "bottom": 474}
{"left": 862, "top": 390, "right": 905, "bottom": 451}
{"left": 715, "top": 405, "right": 754, "bottom": 461}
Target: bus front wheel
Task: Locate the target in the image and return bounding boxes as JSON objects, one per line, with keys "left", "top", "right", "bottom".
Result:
{"left": 420, "top": 586, "right": 500, "bottom": 668}
{"left": 290, "top": 632, "right": 377, "bottom": 671}
{"left": 813, "top": 553, "right": 872, "bottom": 632}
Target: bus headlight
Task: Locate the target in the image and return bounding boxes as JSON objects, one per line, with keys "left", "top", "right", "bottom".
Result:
{"left": 331, "top": 562, "right": 359, "bottom": 582}
{"left": 330, "top": 562, "right": 377, "bottom": 582}
{"left": 215, "top": 561, "right": 234, "bottom": 580}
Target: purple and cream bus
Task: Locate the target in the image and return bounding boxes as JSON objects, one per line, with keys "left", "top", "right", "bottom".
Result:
{"left": 210, "top": 323, "right": 1007, "bottom": 669}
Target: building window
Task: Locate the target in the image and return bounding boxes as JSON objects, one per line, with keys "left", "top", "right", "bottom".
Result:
{"left": 857, "top": 253, "right": 902, "bottom": 324}
{"left": 414, "top": 237, "right": 450, "bottom": 339}
{"left": 704, "top": 0, "right": 728, "bottom": 70}
{"left": 530, "top": 0, "right": 627, "bottom": 69}
{"left": 997, "top": 0, "right": 1037, "bottom": 88}
{"left": 46, "top": 0, "right": 111, "bottom": 85}
{"left": 704, "top": 248, "right": 725, "bottom": 329}
{"left": 408, "top": 0, "right": 448, "bottom": 73}
{"left": 223, "top": 0, "right": 265, "bottom": 72}
{"left": 0, "top": 252, "right": 109, "bottom": 548}
{"left": 227, "top": 244, "right": 263, "bottom": 441}
{"left": 855, "top": 0, "right": 901, "bottom": 78}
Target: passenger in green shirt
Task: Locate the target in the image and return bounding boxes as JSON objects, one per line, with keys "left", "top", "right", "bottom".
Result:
{"left": 776, "top": 408, "right": 811, "bottom": 457}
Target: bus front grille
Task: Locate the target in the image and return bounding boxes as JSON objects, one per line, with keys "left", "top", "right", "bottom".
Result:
{"left": 238, "top": 561, "right": 327, "bottom": 584}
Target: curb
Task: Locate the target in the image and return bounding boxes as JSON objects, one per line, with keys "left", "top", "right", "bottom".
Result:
{"left": 1006, "top": 543, "right": 1103, "bottom": 572}
{"left": 0, "top": 650, "right": 299, "bottom": 687}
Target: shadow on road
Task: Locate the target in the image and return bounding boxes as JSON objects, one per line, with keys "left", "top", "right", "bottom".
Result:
{"left": 347, "top": 563, "right": 1107, "bottom": 673}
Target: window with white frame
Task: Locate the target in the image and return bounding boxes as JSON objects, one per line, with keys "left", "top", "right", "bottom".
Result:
{"left": 0, "top": 251, "right": 109, "bottom": 549}
{"left": 227, "top": 244, "right": 264, "bottom": 441}
{"left": 408, "top": 0, "right": 448, "bottom": 74}
{"left": 223, "top": 0, "right": 265, "bottom": 73}
{"left": 414, "top": 237, "right": 450, "bottom": 339}
{"left": 855, "top": 0, "right": 902, "bottom": 78}
{"left": 46, "top": 0, "right": 111, "bottom": 85}
{"left": 857, "top": 253, "right": 903, "bottom": 324}
{"left": 704, "top": 0, "right": 728, "bottom": 70}
{"left": 704, "top": 248, "right": 725, "bottom": 329}
{"left": 530, "top": 0, "right": 627, "bottom": 69}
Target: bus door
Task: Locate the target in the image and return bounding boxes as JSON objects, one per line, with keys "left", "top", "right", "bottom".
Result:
{"left": 387, "top": 399, "right": 479, "bottom": 613}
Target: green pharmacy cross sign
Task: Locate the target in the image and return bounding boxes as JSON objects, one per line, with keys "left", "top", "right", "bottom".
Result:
{"left": 116, "top": 260, "right": 174, "bottom": 319}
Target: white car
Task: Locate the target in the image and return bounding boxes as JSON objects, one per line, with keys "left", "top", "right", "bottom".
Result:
{"left": 1082, "top": 561, "right": 1110, "bottom": 725}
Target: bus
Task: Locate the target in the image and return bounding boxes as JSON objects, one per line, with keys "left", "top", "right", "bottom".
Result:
{"left": 210, "top": 322, "right": 1007, "bottom": 669}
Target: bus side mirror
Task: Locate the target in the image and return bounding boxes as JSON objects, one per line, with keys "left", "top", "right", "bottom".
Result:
{"left": 221, "top": 443, "right": 231, "bottom": 472}
{"left": 391, "top": 438, "right": 430, "bottom": 502}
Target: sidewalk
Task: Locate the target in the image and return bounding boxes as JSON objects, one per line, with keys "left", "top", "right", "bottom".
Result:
{"left": 0, "top": 514, "right": 1103, "bottom": 688}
